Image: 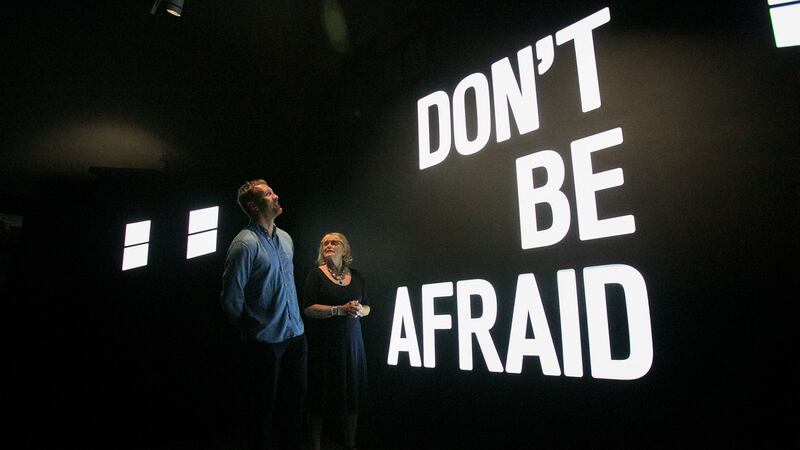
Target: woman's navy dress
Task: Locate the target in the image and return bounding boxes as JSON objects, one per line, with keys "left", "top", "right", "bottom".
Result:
{"left": 303, "top": 267, "right": 368, "bottom": 414}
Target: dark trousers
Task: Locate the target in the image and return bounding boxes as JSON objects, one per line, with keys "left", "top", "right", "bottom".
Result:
{"left": 244, "top": 334, "right": 307, "bottom": 450}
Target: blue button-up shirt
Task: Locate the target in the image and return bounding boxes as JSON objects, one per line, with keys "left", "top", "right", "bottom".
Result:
{"left": 220, "top": 222, "right": 304, "bottom": 343}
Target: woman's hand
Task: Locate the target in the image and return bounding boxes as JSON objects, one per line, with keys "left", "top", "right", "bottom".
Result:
{"left": 340, "top": 300, "right": 362, "bottom": 318}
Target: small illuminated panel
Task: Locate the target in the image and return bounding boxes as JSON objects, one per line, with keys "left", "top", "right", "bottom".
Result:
{"left": 769, "top": 0, "right": 800, "bottom": 47}
{"left": 186, "top": 206, "right": 219, "bottom": 259}
{"left": 188, "top": 206, "right": 219, "bottom": 234}
{"left": 122, "top": 220, "right": 151, "bottom": 271}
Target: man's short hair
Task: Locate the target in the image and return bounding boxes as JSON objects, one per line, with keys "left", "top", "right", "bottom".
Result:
{"left": 236, "top": 179, "right": 267, "bottom": 217}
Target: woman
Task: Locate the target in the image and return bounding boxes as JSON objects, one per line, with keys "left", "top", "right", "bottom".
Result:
{"left": 303, "top": 232, "right": 371, "bottom": 450}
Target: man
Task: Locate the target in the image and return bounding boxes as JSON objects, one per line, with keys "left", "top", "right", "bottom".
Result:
{"left": 221, "top": 179, "right": 306, "bottom": 450}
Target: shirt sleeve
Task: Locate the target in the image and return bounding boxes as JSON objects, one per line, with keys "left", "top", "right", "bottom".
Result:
{"left": 220, "top": 239, "right": 252, "bottom": 326}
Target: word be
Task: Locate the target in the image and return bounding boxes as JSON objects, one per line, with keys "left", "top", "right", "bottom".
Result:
{"left": 516, "top": 127, "right": 634, "bottom": 249}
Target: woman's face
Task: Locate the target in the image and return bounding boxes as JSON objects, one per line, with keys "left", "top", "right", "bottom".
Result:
{"left": 321, "top": 234, "right": 344, "bottom": 262}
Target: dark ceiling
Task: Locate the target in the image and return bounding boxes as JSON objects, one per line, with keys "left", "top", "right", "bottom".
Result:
{"left": 2, "top": 0, "right": 440, "bottom": 198}
{"left": 1, "top": 0, "right": 774, "bottom": 201}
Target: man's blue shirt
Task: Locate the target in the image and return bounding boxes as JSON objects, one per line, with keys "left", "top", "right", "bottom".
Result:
{"left": 221, "top": 221, "right": 304, "bottom": 343}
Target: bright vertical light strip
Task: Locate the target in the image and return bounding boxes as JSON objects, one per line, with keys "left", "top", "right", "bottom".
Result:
{"left": 186, "top": 206, "right": 219, "bottom": 259}
{"left": 769, "top": 2, "right": 800, "bottom": 47}
{"left": 122, "top": 220, "right": 151, "bottom": 271}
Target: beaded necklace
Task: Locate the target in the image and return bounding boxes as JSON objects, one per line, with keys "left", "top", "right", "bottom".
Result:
{"left": 327, "top": 263, "right": 346, "bottom": 285}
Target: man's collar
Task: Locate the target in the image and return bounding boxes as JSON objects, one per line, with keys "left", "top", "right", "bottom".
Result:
{"left": 249, "top": 219, "right": 276, "bottom": 237}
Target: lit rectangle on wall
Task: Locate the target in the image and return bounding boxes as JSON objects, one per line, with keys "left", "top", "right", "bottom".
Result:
{"left": 122, "top": 243, "right": 149, "bottom": 270}
{"left": 770, "top": 2, "right": 800, "bottom": 47}
{"left": 124, "top": 220, "right": 151, "bottom": 246}
{"left": 186, "top": 229, "right": 217, "bottom": 259}
{"left": 188, "top": 206, "right": 219, "bottom": 234}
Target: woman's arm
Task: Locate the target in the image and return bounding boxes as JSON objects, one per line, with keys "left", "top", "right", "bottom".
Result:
{"left": 304, "top": 303, "right": 336, "bottom": 319}
{"left": 304, "top": 302, "right": 361, "bottom": 319}
{"left": 302, "top": 268, "right": 324, "bottom": 318}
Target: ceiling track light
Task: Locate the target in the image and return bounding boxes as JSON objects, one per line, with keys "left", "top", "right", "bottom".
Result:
{"left": 150, "top": 0, "right": 184, "bottom": 17}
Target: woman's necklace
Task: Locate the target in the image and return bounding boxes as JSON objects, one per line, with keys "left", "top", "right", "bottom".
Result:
{"left": 328, "top": 263, "right": 345, "bottom": 285}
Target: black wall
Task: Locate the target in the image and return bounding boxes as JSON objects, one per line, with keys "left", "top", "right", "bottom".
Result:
{"left": 4, "top": 1, "right": 797, "bottom": 449}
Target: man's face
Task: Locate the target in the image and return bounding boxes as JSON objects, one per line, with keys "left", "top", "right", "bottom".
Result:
{"left": 251, "top": 183, "right": 282, "bottom": 219}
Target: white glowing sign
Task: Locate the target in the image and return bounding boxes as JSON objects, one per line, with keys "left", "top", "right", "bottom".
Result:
{"left": 418, "top": 8, "right": 611, "bottom": 170}
{"left": 388, "top": 265, "right": 653, "bottom": 380}
{"left": 390, "top": 7, "right": 654, "bottom": 381}
{"left": 516, "top": 127, "right": 635, "bottom": 249}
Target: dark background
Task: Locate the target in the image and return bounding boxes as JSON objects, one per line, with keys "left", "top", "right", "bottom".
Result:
{"left": 2, "top": 1, "right": 797, "bottom": 448}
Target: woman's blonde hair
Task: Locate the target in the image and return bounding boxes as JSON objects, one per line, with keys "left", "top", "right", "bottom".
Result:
{"left": 315, "top": 232, "right": 353, "bottom": 267}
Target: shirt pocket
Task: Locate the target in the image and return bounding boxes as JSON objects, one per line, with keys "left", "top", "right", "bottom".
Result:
{"left": 279, "top": 249, "right": 294, "bottom": 277}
